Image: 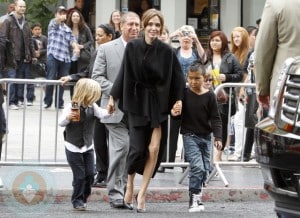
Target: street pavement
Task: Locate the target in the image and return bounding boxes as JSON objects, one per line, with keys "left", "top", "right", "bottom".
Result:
{"left": 0, "top": 201, "right": 277, "bottom": 218}
{"left": 0, "top": 86, "right": 272, "bottom": 215}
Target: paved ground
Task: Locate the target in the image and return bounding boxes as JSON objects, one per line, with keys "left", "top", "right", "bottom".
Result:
{"left": 0, "top": 201, "right": 277, "bottom": 218}
{"left": 0, "top": 86, "right": 271, "bottom": 205}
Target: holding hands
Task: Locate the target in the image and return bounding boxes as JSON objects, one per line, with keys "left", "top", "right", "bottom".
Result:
{"left": 107, "top": 96, "right": 115, "bottom": 114}
{"left": 171, "top": 100, "right": 182, "bottom": 116}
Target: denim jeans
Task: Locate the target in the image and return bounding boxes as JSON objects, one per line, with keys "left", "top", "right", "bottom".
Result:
{"left": 44, "top": 55, "right": 70, "bottom": 107}
{"left": 7, "top": 61, "right": 35, "bottom": 105}
{"left": 65, "top": 148, "right": 95, "bottom": 207}
{"left": 183, "top": 133, "right": 211, "bottom": 193}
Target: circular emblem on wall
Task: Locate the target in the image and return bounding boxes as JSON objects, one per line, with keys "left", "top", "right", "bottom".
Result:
{"left": 1, "top": 166, "right": 56, "bottom": 215}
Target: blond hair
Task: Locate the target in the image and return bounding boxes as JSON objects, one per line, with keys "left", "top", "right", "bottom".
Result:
{"left": 72, "top": 78, "right": 101, "bottom": 107}
{"left": 231, "top": 27, "right": 250, "bottom": 65}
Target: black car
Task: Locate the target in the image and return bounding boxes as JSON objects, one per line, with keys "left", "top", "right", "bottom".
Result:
{"left": 255, "top": 56, "right": 300, "bottom": 217}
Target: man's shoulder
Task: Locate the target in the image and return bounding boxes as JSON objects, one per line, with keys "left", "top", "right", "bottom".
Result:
{"left": 100, "top": 38, "right": 122, "bottom": 50}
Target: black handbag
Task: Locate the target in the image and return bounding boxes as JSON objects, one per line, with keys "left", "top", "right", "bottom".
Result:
{"left": 79, "top": 47, "right": 93, "bottom": 64}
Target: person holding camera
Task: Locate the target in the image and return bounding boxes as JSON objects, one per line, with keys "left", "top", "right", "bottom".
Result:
{"left": 44, "top": 6, "right": 80, "bottom": 109}
{"left": 158, "top": 25, "right": 206, "bottom": 172}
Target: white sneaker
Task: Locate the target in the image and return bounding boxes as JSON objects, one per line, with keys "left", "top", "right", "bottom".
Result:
{"left": 18, "top": 101, "right": 24, "bottom": 106}
{"left": 189, "top": 192, "right": 205, "bottom": 212}
{"left": 9, "top": 104, "right": 19, "bottom": 110}
{"left": 27, "top": 101, "right": 33, "bottom": 106}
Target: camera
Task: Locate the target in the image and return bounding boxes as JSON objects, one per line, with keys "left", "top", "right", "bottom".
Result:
{"left": 182, "top": 31, "right": 190, "bottom": 37}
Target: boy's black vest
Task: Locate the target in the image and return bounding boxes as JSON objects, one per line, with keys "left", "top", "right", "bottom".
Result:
{"left": 64, "top": 106, "right": 96, "bottom": 148}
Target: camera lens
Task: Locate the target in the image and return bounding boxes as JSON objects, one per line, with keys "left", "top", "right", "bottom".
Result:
{"left": 182, "top": 31, "right": 190, "bottom": 36}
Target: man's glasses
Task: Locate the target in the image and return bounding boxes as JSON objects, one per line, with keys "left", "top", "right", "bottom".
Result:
{"left": 205, "top": 79, "right": 213, "bottom": 82}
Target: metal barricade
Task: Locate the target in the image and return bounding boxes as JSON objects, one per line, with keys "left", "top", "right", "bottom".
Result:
{"left": 0, "top": 78, "right": 69, "bottom": 166}
{"left": 0, "top": 79, "right": 259, "bottom": 187}
{"left": 206, "top": 82, "right": 259, "bottom": 187}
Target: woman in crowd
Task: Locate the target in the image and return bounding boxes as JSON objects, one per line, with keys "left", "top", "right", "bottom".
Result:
{"left": 66, "top": 9, "right": 94, "bottom": 75}
{"left": 241, "top": 27, "right": 259, "bottom": 162}
{"left": 229, "top": 26, "right": 250, "bottom": 159}
{"left": 108, "top": 9, "right": 185, "bottom": 212}
{"left": 205, "top": 30, "right": 243, "bottom": 161}
{"left": 109, "top": 10, "right": 121, "bottom": 38}
{"left": 231, "top": 27, "right": 250, "bottom": 67}
{"left": 66, "top": 9, "right": 94, "bottom": 97}
{"left": 95, "top": 23, "right": 115, "bottom": 45}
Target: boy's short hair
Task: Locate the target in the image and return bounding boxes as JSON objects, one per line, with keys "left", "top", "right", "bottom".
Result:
{"left": 31, "top": 22, "right": 42, "bottom": 30}
{"left": 188, "top": 60, "right": 206, "bottom": 76}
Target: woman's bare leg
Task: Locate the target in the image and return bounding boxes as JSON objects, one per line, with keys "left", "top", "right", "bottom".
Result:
{"left": 137, "top": 126, "right": 162, "bottom": 210}
{"left": 124, "top": 173, "right": 135, "bottom": 203}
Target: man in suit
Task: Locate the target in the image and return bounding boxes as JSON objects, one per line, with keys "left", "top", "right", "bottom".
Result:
{"left": 92, "top": 12, "right": 140, "bottom": 209}
{"left": 255, "top": 0, "right": 300, "bottom": 108}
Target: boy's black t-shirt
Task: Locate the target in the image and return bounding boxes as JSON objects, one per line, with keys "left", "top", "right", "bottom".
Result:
{"left": 180, "top": 89, "right": 222, "bottom": 141}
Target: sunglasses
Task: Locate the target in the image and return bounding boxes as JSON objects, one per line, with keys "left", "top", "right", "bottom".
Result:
{"left": 205, "top": 79, "right": 213, "bottom": 82}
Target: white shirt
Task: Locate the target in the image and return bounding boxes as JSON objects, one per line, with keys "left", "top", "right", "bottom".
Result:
{"left": 58, "top": 102, "right": 110, "bottom": 153}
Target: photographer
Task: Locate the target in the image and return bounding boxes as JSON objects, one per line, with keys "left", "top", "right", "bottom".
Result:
{"left": 43, "top": 6, "right": 80, "bottom": 109}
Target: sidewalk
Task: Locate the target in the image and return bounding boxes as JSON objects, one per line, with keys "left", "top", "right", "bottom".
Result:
{"left": 0, "top": 86, "right": 270, "bottom": 203}
{"left": 0, "top": 163, "right": 270, "bottom": 203}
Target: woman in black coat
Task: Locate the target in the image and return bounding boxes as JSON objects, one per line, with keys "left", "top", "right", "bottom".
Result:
{"left": 108, "top": 9, "right": 185, "bottom": 212}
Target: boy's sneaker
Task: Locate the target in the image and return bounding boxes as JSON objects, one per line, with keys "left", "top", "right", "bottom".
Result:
{"left": 189, "top": 192, "right": 204, "bottom": 212}
{"left": 73, "top": 204, "right": 86, "bottom": 211}
{"left": 9, "top": 104, "right": 19, "bottom": 110}
{"left": 27, "top": 101, "right": 33, "bottom": 106}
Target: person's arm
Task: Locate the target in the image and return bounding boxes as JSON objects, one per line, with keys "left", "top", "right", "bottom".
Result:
{"left": 92, "top": 103, "right": 111, "bottom": 118}
{"left": 39, "top": 35, "right": 48, "bottom": 57}
{"left": 58, "top": 103, "right": 72, "bottom": 127}
{"left": 169, "top": 49, "right": 186, "bottom": 111}
{"left": 81, "top": 25, "right": 94, "bottom": 50}
{"left": 60, "top": 67, "right": 89, "bottom": 84}
{"left": 208, "top": 92, "right": 223, "bottom": 150}
{"left": 254, "top": 0, "right": 278, "bottom": 97}
{"left": 0, "top": 27, "right": 6, "bottom": 67}
{"left": 221, "top": 54, "right": 243, "bottom": 82}
{"left": 71, "top": 40, "right": 80, "bottom": 57}
{"left": 91, "top": 46, "right": 113, "bottom": 96}
{"left": 191, "top": 34, "right": 206, "bottom": 63}
{"left": 28, "top": 29, "right": 37, "bottom": 60}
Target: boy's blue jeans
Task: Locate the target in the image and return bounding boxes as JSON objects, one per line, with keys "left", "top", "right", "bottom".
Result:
{"left": 65, "top": 148, "right": 95, "bottom": 207}
{"left": 183, "top": 133, "right": 211, "bottom": 194}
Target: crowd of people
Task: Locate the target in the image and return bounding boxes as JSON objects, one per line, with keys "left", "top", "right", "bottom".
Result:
{"left": 0, "top": 0, "right": 287, "bottom": 214}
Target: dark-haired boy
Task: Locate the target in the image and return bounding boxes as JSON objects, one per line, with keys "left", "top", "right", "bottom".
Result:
{"left": 172, "top": 61, "right": 222, "bottom": 212}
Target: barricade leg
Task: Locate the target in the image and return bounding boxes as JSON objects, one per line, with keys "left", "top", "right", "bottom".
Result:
{"left": 206, "top": 163, "right": 229, "bottom": 187}
{"left": 178, "top": 166, "right": 190, "bottom": 184}
{"left": 0, "top": 177, "right": 2, "bottom": 188}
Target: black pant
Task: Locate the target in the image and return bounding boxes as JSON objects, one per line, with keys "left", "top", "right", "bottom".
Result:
{"left": 161, "top": 117, "right": 180, "bottom": 164}
{"left": 243, "top": 128, "right": 254, "bottom": 158}
{"left": 93, "top": 121, "right": 108, "bottom": 176}
{"left": 65, "top": 148, "right": 94, "bottom": 207}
